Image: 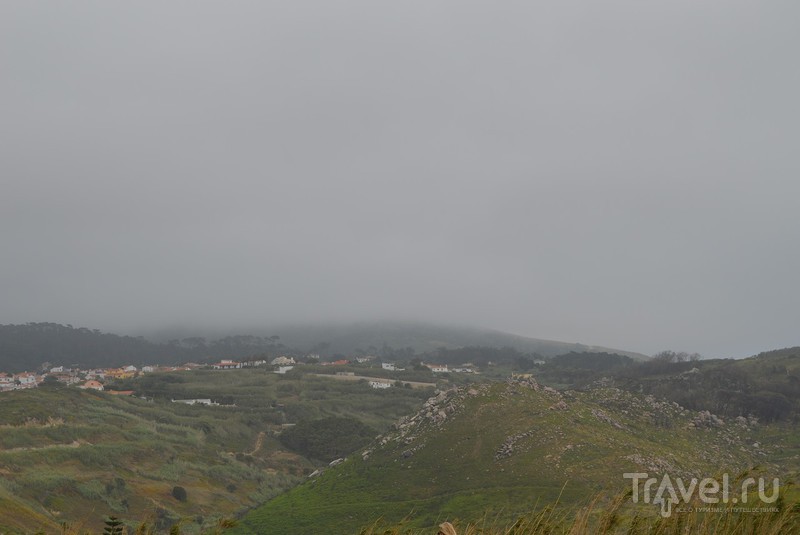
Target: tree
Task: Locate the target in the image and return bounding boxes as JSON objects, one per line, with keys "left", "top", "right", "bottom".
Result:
{"left": 653, "top": 350, "right": 702, "bottom": 363}
{"left": 40, "top": 375, "right": 62, "bottom": 388}
{"left": 103, "top": 516, "right": 125, "bottom": 535}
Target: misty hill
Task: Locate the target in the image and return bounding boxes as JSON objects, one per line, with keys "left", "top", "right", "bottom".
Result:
{"left": 234, "top": 378, "right": 775, "bottom": 534}
{"left": 0, "top": 323, "right": 178, "bottom": 373}
{"left": 0, "top": 322, "right": 647, "bottom": 372}
{"left": 181, "top": 321, "right": 649, "bottom": 361}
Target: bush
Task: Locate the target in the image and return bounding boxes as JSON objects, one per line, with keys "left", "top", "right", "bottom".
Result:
{"left": 172, "top": 485, "right": 187, "bottom": 502}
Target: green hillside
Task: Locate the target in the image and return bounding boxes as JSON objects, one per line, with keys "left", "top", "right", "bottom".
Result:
{"left": 234, "top": 378, "right": 784, "bottom": 534}
{"left": 0, "top": 386, "right": 300, "bottom": 534}
{"left": 6, "top": 349, "right": 799, "bottom": 534}
{"left": 0, "top": 369, "right": 432, "bottom": 534}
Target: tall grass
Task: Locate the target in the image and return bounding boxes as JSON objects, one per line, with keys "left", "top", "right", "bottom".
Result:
{"left": 16, "top": 491, "right": 800, "bottom": 534}
{"left": 357, "top": 491, "right": 800, "bottom": 535}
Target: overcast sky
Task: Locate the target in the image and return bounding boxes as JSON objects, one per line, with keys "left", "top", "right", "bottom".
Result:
{"left": 2, "top": 1, "right": 798, "bottom": 358}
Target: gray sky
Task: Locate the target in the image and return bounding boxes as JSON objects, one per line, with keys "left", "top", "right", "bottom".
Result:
{"left": 2, "top": 1, "right": 799, "bottom": 358}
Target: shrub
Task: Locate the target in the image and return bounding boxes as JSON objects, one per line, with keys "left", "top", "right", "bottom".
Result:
{"left": 171, "top": 485, "right": 187, "bottom": 502}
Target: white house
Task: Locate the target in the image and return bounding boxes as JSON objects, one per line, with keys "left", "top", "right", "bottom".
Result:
{"left": 381, "top": 363, "right": 396, "bottom": 371}
{"left": 123, "top": 365, "right": 138, "bottom": 373}
{"left": 426, "top": 363, "right": 449, "bottom": 373}
{"left": 0, "top": 374, "right": 14, "bottom": 391}
{"left": 271, "top": 356, "right": 295, "bottom": 366}
{"left": 369, "top": 380, "right": 392, "bottom": 389}
{"left": 50, "top": 366, "right": 65, "bottom": 373}
{"left": 212, "top": 360, "right": 242, "bottom": 370}
{"left": 15, "top": 373, "right": 38, "bottom": 388}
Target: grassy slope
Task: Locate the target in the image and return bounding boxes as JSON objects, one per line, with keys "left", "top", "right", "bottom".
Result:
{"left": 0, "top": 386, "right": 294, "bottom": 534}
{"left": 235, "top": 380, "right": 779, "bottom": 534}
{"left": 0, "top": 369, "right": 433, "bottom": 534}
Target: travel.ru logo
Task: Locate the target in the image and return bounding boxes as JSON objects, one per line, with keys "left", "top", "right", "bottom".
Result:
{"left": 623, "top": 473, "right": 780, "bottom": 518}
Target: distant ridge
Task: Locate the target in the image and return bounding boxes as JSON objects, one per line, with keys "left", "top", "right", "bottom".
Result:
{"left": 0, "top": 321, "right": 648, "bottom": 373}
{"left": 249, "top": 321, "right": 650, "bottom": 361}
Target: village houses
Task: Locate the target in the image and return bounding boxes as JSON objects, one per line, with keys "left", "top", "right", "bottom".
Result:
{"left": 212, "top": 359, "right": 242, "bottom": 370}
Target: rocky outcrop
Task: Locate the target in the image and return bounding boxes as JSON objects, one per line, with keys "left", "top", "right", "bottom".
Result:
{"left": 494, "top": 429, "right": 535, "bottom": 461}
{"left": 375, "top": 385, "right": 487, "bottom": 458}
{"left": 687, "top": 410, "right": 724, "bottom": 429}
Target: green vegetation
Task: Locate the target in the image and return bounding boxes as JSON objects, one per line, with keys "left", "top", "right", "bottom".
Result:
{"left": 0, "top": 387, "right": 291, "bottom": 534}
{"left": 356, "top": 491, "right": 800, "bottom": 534}
{"left": 6, "top": 339, "right": 800, "bottom": 534}
{"left": 0, "top": 369, "right": 433, "bottom": 534}
{"left": 536, "top": 346, "right": 800, "bottom": 424}
{"left": 171, "top": 486, "right": 187, "bottom": 503}
{"left": 279, "top": 417, "right": 375, "bottom": 462}
{"left": 235, "top": 379, "right": 795, "bottom": 534}
{"left": 120, "top": 368, "right": 431, "bottom": 430}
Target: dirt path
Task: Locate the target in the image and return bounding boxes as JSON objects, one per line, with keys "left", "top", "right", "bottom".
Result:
{"left": 2, "top": 440, "right": 86, "bottom": 453}
{"left": 247, "top": 431, "right": 265, "bottom": 455}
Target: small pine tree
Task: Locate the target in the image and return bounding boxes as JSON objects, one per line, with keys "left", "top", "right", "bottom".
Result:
{"left": 103, "top": 516, "right": 125, "bottom": 535}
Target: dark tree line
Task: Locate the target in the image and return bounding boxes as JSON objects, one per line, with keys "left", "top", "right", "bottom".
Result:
{"left": 0, "top": 323, "right": 287, "bottom": 372}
